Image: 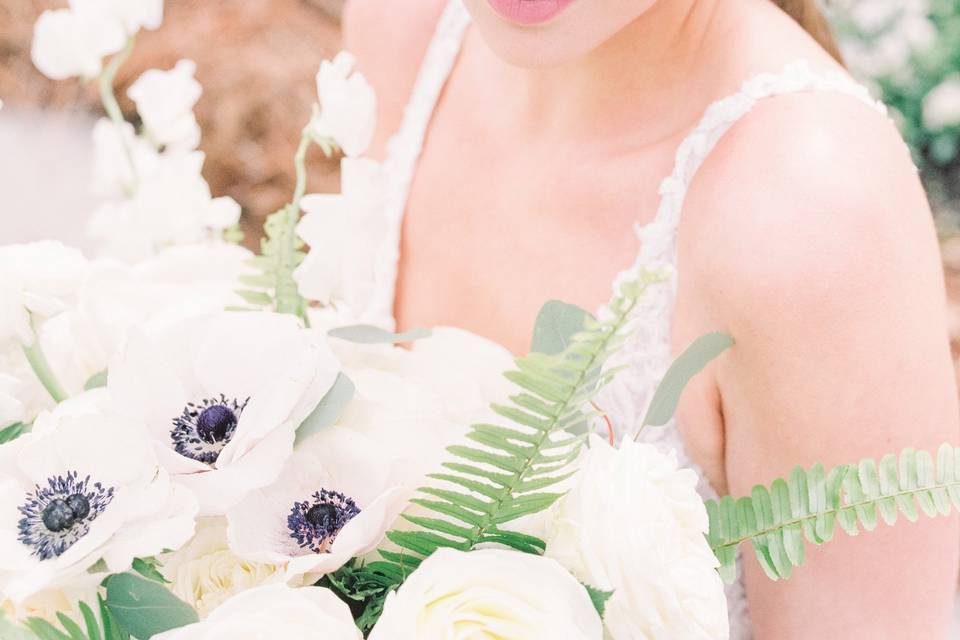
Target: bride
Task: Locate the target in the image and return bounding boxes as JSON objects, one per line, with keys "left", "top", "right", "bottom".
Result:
{"left": 343, "top": 0, "right": 959, "bottom": 637}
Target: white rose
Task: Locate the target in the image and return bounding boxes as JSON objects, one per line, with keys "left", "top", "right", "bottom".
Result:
{"left": 108, "top": 312, "right": 340, "bottom": 514}
{"left": 294, "top": 158, "right": 386, "bottom": 319}
{"left": 160, "top": 518, "right": 285, "bottom": 618}
{"left": 128, "top": 60, "right": 202, "bottom": 152}
{"left": 923, "top": 74, "right": 960, "bottom": 131}
{"left": 369, "top": 548, "right": 602, "bottom": 639}
{"left": 227, "top": 426, "right": 410, "bottom": 582}
{"left": 545, "top": 436, "right": 729, "bottom": 640}
{"left": 154, "top": 584, "right": 361, "bottom": 640}
{"left": 0, "top": 392, "right": 198, "bottom": 603}
{"left": 0, "top": 241, "right": 89, "bottom": 346}
{"left": 307, "top": 51, "right": 376, "bottom": 157}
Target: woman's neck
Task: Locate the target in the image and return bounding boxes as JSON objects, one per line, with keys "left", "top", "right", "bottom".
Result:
{"left": 484, "top": 0, "right": 737, "bottom": 146}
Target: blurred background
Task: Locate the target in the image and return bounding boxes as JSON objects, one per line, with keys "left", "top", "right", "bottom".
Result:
{"left": 0, "top": 0, "right": 959, "bottom": 357}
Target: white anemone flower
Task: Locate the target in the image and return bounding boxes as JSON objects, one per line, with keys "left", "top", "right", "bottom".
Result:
{"left": 369, "top": 548, "right": 602, "bottom": 640}
{"left": 544, "top": 436, "right": 729, "bottom": 640}
{"left": 227, "top": 426, "right": 410, "bottom": 582}
{"left": 128, "top": 60, "right": 203, "bottom": 151}
{"left": 0, "top": 375, "right": 24, "bottom": 428}
{"left": 108, "top": 312, "right": 340, "bottom": 514}
{"left": 307, "top": 51, "right": 376, "bottom": 157}
{"left": 294, "top": 158, "right": 386, "bottom": 320}
{"left": 0, "top": 392, "right": 198, "bottom": 604}
{"left": 153, "top": 584, "right": 361, "bottom": 640}
{"left": 0, "top": 241, "right": 89, "bottom": 346}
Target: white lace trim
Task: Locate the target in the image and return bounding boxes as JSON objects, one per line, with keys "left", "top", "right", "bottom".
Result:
{"left": 373, "top": 2, "right": 890, "bottom": 637}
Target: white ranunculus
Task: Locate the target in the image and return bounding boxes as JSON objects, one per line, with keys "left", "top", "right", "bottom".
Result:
{"left": 923, "top": 74, "right": 960, "bottom": 131}
{"left": 88, "top": 151, "right": 241, "bottom": 261}
{"left": 294, "top": 158, "right": 387, "bottom": 320}
{"left": 90, "top": 118, "right": 161, "bottom": 199}
{"left": 128, "top": 60, "right": 202, "bottom": 151}
{"left": 227, "top": 426, "right": 410, "bottom": 582}
{"left": 159, "top": 518, "right": 285, "bottom": 618}
{"left": 154, "top": 584, "right": 361, "bottom": 640}
{"left": 369, "top": 548, "right": 602, "bottom": 639}
{"left": 0, "top": 392, "right": 198, "bottom": 604}
{"left": 545, "top": 436, "right": 729, "bottom": 640}
{"left": 0, "top": 241, "right": 89, "bottom": 346}
{"left": 307, "top": 52, "right": 376, "bottom": 157}
{"left": 108, "top": 312, "right": 340, "bottom": 514}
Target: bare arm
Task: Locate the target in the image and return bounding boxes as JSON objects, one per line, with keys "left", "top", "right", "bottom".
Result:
{"left": 684, "top": 94, "right": 960, "bottom": 638}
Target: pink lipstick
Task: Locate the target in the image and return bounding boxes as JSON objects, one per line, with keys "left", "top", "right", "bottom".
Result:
{"left": 486, "top": 0, "right": 575, "bottom": 25}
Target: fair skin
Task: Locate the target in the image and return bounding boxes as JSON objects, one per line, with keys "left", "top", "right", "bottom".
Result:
{"left": 344, "top": 0, "right": 960, "bottom": 636}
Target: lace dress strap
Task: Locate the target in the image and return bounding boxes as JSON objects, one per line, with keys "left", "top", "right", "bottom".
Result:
{"left": 370, "top": 0, "right": 471, "bottom": 328}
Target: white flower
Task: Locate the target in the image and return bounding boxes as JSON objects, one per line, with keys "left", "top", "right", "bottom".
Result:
{"left": 88, "top": 151, "right": 241, "bottom": 261}
{"left": 0, "top": 241, "right": 89, "bottom": 346}
{"left": 0, "top": 375, "right": 24, "bottom": 428}
{"left": 227, "top": 426, "right": 410, "bottom": 582}
{"left": 30, "top": 0, "right": 163, "bottom": 81}
{"left": 154, "top": 584, "right": 361, "bottom": 640}
{"left": 307, "top": 52, "right": 377, "bottom": 157}
{"left": 2, "top": 574, "right": 100, "bottom": 625}
{"left": 0, "top": 392, "right": 198, "bottom": 604}
{"left": 544, "top": 436, "right": 729, "bottom": 640}
{"left": 369, "top": 548, "right": 602, "bottom": 640}
{"left": 90, "top": 119, "right": 161, "bottom": 199}
{"left": 128, "top": 60, "right": 202, "bottom": 151}
{"left": 923, "top": 74, "right": 960, "bottom": 131}
{"left": 159, "top": 518, "right": 285, "bottom": 618}
{"left": 108, "top": 312, "right": 341, "bottom": 514}
{"left": 294, "top": 158, "right": 386, "bottom": 319}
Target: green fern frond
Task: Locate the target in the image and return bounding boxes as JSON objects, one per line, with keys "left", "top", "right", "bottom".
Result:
{"left": 359, "top": 269, "right": 669, "bottom": 584}
{"left": 707, "top": 444, "right": 960, "bottom": 583}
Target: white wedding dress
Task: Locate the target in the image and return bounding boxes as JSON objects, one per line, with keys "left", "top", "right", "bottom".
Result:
{"left": 361, "top": 2, "right": 888, "bottom": 637}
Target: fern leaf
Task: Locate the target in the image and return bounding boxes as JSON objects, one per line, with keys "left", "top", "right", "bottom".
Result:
{"left": 707, "top": 444, "right": 960, "bottom": 583}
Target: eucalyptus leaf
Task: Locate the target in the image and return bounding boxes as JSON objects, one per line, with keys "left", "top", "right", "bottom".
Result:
{"left": 294, "top": 373, "right": 355, "bottom": 445}
{"left": 131, "top": 558, "right": 168, "bottom": 584}
{"left": 327, "top": 324, "right": 431, "bottom": 344}
{"left": 530, "top": 300, "right": 594, "bottom": 355}
{"left": 104, "top": 573, "right": 197, "bottom": 639}
{"left": 642, "top": 332, "right": 734, "bottom": 428}
{"left": 84, "top": 370, "right": 108, "bottom": 391}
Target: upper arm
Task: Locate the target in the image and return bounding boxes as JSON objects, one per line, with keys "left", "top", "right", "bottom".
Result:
{"left": 684, "top": 95, "right": 960, "bottom": 637}
{"left": 342, "top": 0, "right": 449, "bottom": 157}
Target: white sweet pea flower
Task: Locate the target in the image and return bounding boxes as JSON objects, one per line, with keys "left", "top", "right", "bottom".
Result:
{"left": 97, "top": 0, "right": 164, "bottom": 35}
{"left": 88, "top": 151, "right": 241, "bottom": 261}
{"left": 108, "top": 312, "right": 340, "bottom": 514}
{"left": 159, "top": 518, "right": 285, "bottom": 618}
{"left": 307, "top": 51, "right": 376, "bottom": 157}
{"left": 227, "top": 426, "right": 410, "bottom": 582}
{"left": 369, "top": 548, "right": 602, "bottom": 640}
{"left": 90, "top": 118, "right": 161, "bottom": 199}
{"left": 923, "top": 74, "right": 960, "bottom": 131}
{"left": 0, "top": 392, "right": 198, "bottom": 604}
{"left": 0, "top": 241, "right": 89, "bottom": 346}
{"left": 545, "top": 436, "right": 729, "bottom": 640}
{"left": 154, "top": 584, "right": 361, "bottom": 640}
{"left": 128, "top": 60, "right": 202, "bottom": 151}
{"left": 31, "top": 4, "right": 125, "bottom": 80}
{"left": 294, "top": 158, "right": 386, "bottom": 319}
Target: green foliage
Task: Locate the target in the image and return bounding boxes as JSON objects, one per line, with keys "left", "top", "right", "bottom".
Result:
{"left": 21, "top": 598, "right": 129, "bottom": 640}
{"left": 234, "top": 205, "right": 308, "bottom": 321}
{"left": 707, "top": 444, "right": 960, "bottom": 583}
{"left": 530, "top": 301, "right": 594, "bottom": 355}
{"left": 131, "top": 558, "right": 168, "bottom": 584}
{"left": 583, "top": 583, "right": 614, "bottom": 618}
{"left": 83, "top": 371, "right": 108, "bottom": 391}
{"left": 294, "top": 372, "right": 356, "bottom": 445}
{"left": 0, "top": 421, "right": 27, "bottom": 444}
{"left": 327, "top": 325, "right": 432, "bottom": 344}
{"left": 333, "top": 269, "right": 668, "bottom": 631}
{"left": 104, "top": 573, "right": 197, "bottom": 639}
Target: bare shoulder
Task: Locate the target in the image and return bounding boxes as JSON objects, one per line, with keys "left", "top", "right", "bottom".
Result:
{"left": 342, "top": 0, "right": 450, "bottom": 154}
{"left": 681, "top": 91, "right": 943, "bottom": 328}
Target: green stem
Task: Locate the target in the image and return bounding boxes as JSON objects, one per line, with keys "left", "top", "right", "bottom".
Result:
{"left": 272, "top": 132, "right": 312, "bottom": 317}
{"left": 97, "top": 37, "right": 138, "bottom": 193}
{"left": 22, "top": 338, "right": 68, "bottom": 404}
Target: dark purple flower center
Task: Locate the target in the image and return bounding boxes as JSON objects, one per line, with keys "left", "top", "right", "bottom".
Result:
{"left": 18, "top": 471, "right": 114, "bottom": 560}
{"left": 287, "top": 490, "right": 360, "bottom": 554}
{"left": 171, "top": 395, "right": 248, "bottom": 465}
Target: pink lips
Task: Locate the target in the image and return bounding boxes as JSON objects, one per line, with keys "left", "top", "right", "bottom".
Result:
{"left": 486, "top": 0, "right": 575, "bottom": 25}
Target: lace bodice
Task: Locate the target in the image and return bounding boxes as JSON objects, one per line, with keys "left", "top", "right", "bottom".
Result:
{"left": 367, "top": 2, "right": 888, "bottom": 638}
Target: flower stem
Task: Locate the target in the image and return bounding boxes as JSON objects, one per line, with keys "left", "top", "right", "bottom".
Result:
{"left": 97, "top": 37, "right": 138, "bottom": 192}
{"left": 271, "top": 132, "right": 313, "bottom": 318}
{"left": 22, "top": 337, "right": 68, "bottom": 404}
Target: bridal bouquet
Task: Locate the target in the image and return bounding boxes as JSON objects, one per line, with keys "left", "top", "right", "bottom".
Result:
{"left": 3, "top": 3, "right": 960, "bottom": 639}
